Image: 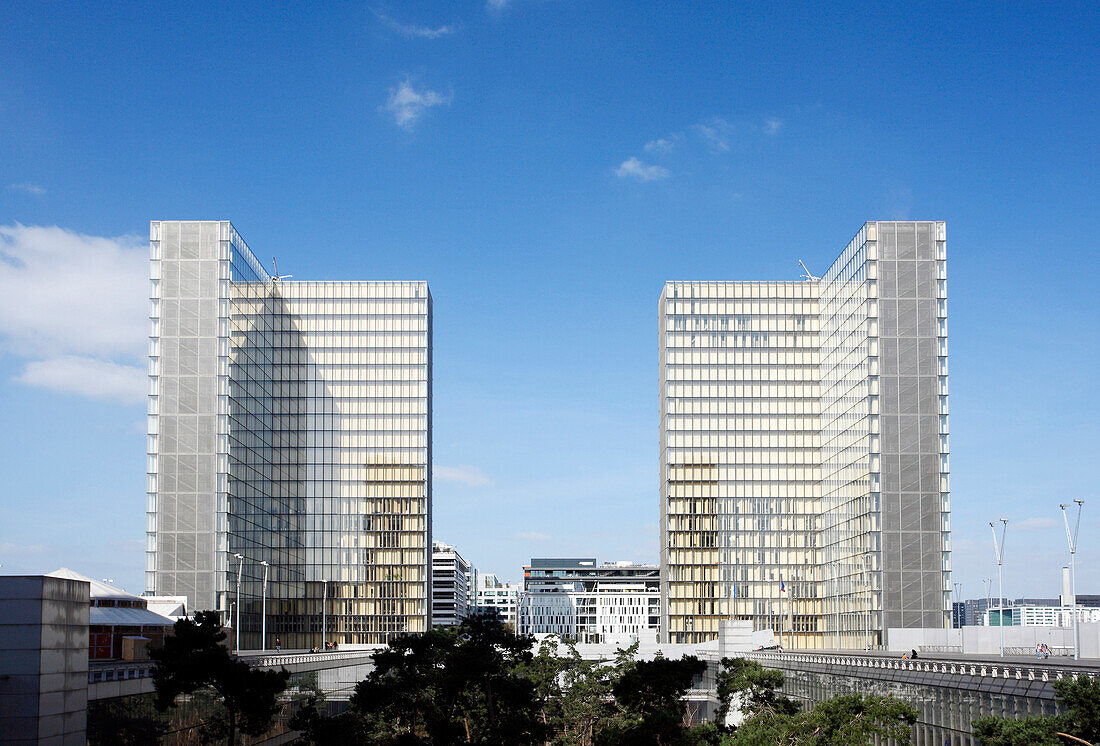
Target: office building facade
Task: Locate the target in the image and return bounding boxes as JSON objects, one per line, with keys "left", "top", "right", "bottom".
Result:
{"left": 520, "top": 558, "right": 661, "bottom": 643}
{"left": 147, "top": 220, "right": 431, "bottom": 647}
{"left": 431, "top": 541, "right": 472, "bottom": 627}
{"left": 660, "top": 221, "right": 949, "bottom": 647}
{"left": 472, "top": 573, "right": 520, "bottom": 628}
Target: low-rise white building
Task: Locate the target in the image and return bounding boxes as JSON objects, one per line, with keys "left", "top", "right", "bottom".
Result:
{"left": 472, "top": 573, "right": 520, "bottom": 628}
{"left": 520, "top": 558, "right": 660, "bottom": 644}
{"left": 986, "top": 605, "right": 1100, "bottom": 628}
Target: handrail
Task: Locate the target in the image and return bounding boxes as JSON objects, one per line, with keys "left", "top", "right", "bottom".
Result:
{"left": 745, "top": 650, "right": 1100, "bottom": 684}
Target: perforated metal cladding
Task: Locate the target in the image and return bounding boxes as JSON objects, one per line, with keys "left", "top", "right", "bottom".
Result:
{"left": 873, "top": 222, "right": 949, "bottom": 631}
{"left": 149, "top": 221, "right": 432, "bottom": 647}
{"left": 148, "top": 221, "right": 227, "bottom": 611}
{"left": 659, "top": 221, "right": 949, "bottom": 648}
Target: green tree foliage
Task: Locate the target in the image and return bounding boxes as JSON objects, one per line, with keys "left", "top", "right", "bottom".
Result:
{"left": 86, "top": 696, "right": 164, "bottom": 745}
{"left": 348, "top": 614, "right": 545, "bottom": 745}
{"left": 151, "top": 610, "right": 289, "bottom": 746}
{"left": 972, "top": 675, "right": 1100, "bottom": 746}
{"left": 1055, "top": 675, "right": 1100, "bottom": 744}
{"left": 598, "top": 655, "right": 707, "bottom": 746}
{"left": 971, "top": 716, "right": 1065, "bottom": 746}
{"left": 725, "top": 693, "right": 916, "bottom": 745}
{"left": 713, "top": 658, "right": 799, "bottom": 725}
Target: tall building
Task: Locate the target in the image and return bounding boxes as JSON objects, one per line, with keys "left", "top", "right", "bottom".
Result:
{"left": 147, "top": 220, "right": 431, "bottom": 647}
{"left": 659, "top": 221, "right": 949, "bottom": 647}
{"left": 471, "top": 573, "right": 520, "bottom": 628}
{"left": 432, "top": 541, "right": 472, "bottom": 627}
{"left": 520, "top": 558, "right": 661, "bottom": 643}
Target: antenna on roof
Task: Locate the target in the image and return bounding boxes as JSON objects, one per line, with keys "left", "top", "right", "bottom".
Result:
{"left": 798, "top": 259, "right": 819, "bottom": 282}
{"left": 272, "top": 257, "right": 293, "bottom": 283}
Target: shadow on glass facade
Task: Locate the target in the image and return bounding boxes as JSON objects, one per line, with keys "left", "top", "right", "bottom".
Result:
{"left": 148, "top": 221, "right": 431, "bottom": 648}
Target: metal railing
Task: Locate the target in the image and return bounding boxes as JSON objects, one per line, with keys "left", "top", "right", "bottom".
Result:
{"left": 747, "top": 650, "right": 1100, "bottom": 684}
{"left": 88, "top": 661, "right": 156, "bottom": 684}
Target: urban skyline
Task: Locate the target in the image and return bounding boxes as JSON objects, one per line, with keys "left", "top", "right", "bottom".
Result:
{"left": 0, "top": 2, "right": 1097, "bottom": 608}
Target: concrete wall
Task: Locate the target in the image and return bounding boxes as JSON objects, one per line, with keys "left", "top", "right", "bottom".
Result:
{"left": 885, "top": 624, "right": 1098, "bottom": 657}
{"left": 0, "top": 576, "right": 90, "bottom": 745}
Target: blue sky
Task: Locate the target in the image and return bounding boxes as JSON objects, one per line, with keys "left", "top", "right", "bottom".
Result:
{"left": 0, "top": 1, "right": 1097, "bottom": 602}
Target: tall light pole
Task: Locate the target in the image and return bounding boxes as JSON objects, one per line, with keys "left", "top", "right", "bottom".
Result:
{"left": 260, "top": 560, "right": 269, "bottom": 652}
{"left": 954, "top": 582, "right": 962, "bottom": 628}
{"left": 990, "top": 519, "right": 1008, "bottom": 657}
{"left": 833, "top": 562, "right": 840, "bottom": 651}
{"left": 983, "top": 577, "right": 992, "bottom": 625}
{"left": 233, "top": 553, "right": 244, "bottom": 652}
{"left": 321, "top": 578, "right": 328, "bottom": 650}
{"left": 1060, "top": 500, "right": 1084, "bottom": 661}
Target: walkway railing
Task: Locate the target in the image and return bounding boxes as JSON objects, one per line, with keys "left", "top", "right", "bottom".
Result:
{"left": 747, "top": 650, "right": 1100, "bottom": 684}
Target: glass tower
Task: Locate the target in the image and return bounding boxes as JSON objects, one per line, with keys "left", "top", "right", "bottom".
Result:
{"left": 659, "top": 221, "right": 949, "bottom": 647}
{"left": 147, "top": 221, "right": 431, "bottom": 647}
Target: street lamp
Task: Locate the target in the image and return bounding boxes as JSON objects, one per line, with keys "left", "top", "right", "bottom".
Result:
{"left": 232, "top": 553, "right": 244, "bottom": 652}
{"left": 1060, "top": 500, "right": 1084, "bottom": 661}
{"left": 953, "top": 582, "right": 962, "bottom": 628}
{"left": 321, "top": 578, "right": 328, "bottom": 650}
{"left": 982, "top": 578, "right": 992, "bottom": 626}
{"left": 832, "top": 562, "right": 840, "bottom": 652}
{"left": 990, "top": 519, "right": 1008, "bottom": 657}
{"left": 260, "top": 560, "right": 269, "bottom": 652}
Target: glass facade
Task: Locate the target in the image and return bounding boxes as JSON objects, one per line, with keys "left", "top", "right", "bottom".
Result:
{"left": 659, "top": 221, "right": 949, "bottom": 647}
{"left": 148, "top": 221, "right": 431, "bottom": 648}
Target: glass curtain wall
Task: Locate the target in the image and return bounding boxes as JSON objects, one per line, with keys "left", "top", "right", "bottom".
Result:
{"left": 660, "top": 281, "right": 820, "bottom": 645}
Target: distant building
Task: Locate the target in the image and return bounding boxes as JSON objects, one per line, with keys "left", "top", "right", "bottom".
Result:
{"left": 472, "top": 573, "right": 520, "bottom": 628}
{"left": 986, "top": 605, "right": 1100, "bottom": 628}
{"left": 951, "top": 602, "right": 965, "bottom": 629}
{"left": 49, "top": 568, "right": 175, "bottom": 661}
{"left": 432, "top": 541, "right": 472, "bottom": 627}
{"left": 520, "top": 558, "right": 661, "bottom": 644}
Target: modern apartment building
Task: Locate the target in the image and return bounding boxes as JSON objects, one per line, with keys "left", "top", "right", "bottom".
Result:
{"left": 147, "top": 220, "right": 431, "bottom": 648}
{"left": 432, "top": 541, "right": 471, "bottom": 627}
{"left": 659, "top": 221, "right": 950, "bottom": 647}
{"left": 520, "top": 558, "right": 661, "bottom": 643}
{"left": 471, "top": 573, "right": 520, "bottom": 628}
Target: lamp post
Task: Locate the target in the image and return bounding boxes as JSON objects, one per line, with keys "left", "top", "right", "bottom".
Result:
{"left": 833, "top": 562, "right": 840, "bottom": 651}
{"left": 321, "top": 578, "right": 328, "bottom": 650}
{"left": 1060, "top": 500, "right": 1084, "bottom": 661}
{"left": 954, "top": 582, "right": 962, "bottom": 628}
{"left": 233, "top": 553, "right": 244, "bottom": 652}
{"left": 260, "top": 560, "right": 269, "bottom": 652}
{"left": 982, "top": 577, "right": 992, "bottom": 626}
{"left": 990, "top": 519, "right": 1008, "bottom": 657}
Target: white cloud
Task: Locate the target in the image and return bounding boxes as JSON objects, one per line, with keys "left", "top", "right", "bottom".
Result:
{"left": 9, "top": 182, "right": 45, "bottom": 195}
{"left": 615, "top": 157, "right": 670, "bottom": 183}
{"left": 643, "top": 137, "right": 677, "bottom": 155}
{"left": 382, "top": 80, "right": 451, "bottom": 128}
{"left": 0, "top": 224, "right": 148, "bottom": 404}
{"left": 1015, "top": 517, "right": 1059, "bottom": 531}
{"left": 516, "top": 531, "right": 552, "bottom": 542}
{"left": 764, "top": 118, "right": 783, "bottom": 135}
{"left": 374, "top": 10, "right": 458, "bottom": 39}
{"left": 16, "top": 356, "right": 146, "bottom": 405}
{"left": 434, "top": 465, "right": 492, "bottom": 487}
{"left": 692, "top": 118, "right": 731, "bottom": 152}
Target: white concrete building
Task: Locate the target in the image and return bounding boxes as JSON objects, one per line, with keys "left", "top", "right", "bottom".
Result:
{"left": 520, "top": 558, "right": 661, "bottom": 644}
{"left": 472, "top": 573, "right": 520, "bottom": 628}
